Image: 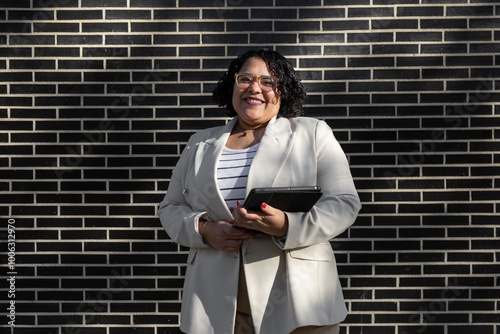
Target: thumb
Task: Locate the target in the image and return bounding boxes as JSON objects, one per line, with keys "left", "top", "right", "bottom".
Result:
{"left": 260, "top": 202, "right": 276, "bottom": 215}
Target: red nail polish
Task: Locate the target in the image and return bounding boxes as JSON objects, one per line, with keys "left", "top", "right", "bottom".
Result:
{"left": 237, "top": 200, "right": 241, "bottom": 206}
{"left": 262, "top": 203, "right": 267, "bottom": 209}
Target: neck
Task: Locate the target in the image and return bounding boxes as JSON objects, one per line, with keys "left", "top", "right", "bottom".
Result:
{"left": 227, "top": 120, "right": 268, "bottom": 149}
{"left": 235, "top": 123, "right": 264, "bottom": 135}
{"left": 237, "top": 120, "right": 269, "bottom": 132}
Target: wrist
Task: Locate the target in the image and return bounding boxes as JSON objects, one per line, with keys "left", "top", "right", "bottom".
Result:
{"left": 199, "top": 220, "right": 210, "bottom": 244}
{"left": 276, "top": 214, "right": 289, "bottom": 237}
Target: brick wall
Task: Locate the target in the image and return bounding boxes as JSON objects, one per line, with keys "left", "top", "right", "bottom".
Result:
{"left": 1, "top": 1, "right": 499, "bottom": 333}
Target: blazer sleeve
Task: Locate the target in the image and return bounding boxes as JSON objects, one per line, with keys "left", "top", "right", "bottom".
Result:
{"left": 157, "top": 138, "right": 212, "bottom": 249}
{"left": 277, "top": 120, "right": 361, "bottom": 249}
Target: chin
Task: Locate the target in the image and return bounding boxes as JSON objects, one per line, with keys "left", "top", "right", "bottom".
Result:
{"left": 239, "top": 108, "right": 263, "bottom": 118}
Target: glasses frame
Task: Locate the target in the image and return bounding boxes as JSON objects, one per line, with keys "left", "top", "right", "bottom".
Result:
{"left": 234, "top": 73, "right": 279, "bottom": 92}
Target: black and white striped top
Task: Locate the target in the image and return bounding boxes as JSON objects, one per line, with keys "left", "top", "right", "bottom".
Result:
{"left": 217, "top": 143, "right": 259, "bottom": 210}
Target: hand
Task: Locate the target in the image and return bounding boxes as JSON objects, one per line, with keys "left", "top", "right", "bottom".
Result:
{"left": 232, "top": 202, "right": 289, "bottom": 237}
{"left": 200, "top": 220, "right": 254, "bottom": 253}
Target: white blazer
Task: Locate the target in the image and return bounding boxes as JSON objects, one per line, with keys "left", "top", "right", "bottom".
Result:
{"left": 158, "top": 116, "right": 361, "bottom": 334}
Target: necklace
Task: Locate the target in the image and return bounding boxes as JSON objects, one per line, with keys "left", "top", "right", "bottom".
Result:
{"left": 234, "top": 123, "right": 266, "bottom": 137}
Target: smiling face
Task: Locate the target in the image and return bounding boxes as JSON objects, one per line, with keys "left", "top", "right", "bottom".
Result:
{"left": 232, "top": 57, "right": 281, "bottom": 128}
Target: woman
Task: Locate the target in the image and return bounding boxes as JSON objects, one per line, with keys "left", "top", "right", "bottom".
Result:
{"left": 158, "top": 49, "right": 361, "bottom": 334}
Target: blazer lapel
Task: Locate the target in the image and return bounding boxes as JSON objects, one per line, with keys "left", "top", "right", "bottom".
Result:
{"left": 193, "top": 118, "right": 238, "bottom": 221}
{"left": 246, "top": 117, "right": 295, "bottom": 191}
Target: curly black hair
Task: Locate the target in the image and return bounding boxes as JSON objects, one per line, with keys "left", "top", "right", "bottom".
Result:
{"left": 212, "top": 49, "right": 306, "bottom": 118}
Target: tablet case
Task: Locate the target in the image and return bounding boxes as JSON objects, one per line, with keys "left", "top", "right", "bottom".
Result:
{"left": 243, "top": 186, "right": 322, "bottom": 212}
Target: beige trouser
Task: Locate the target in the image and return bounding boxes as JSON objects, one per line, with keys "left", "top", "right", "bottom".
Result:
{"left": 235, "top": 257, "right": 340, "bottom": 334}
{"left": 235, "top": 311, "right": 340, "bottom": 334}
{"left": 289, "top": 324, "right": 340, "bottom": 334}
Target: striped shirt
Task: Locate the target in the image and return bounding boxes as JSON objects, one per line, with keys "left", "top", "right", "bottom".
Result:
{"left": 217, "top": 144, "right": 259, "bottom": 210}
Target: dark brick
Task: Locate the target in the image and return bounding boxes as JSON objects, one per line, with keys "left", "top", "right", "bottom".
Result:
{"left": 10, "top": 35, "right": 55, "bottom": 45}
{"left": 0, "top": 120, "right": 33, "bottom": 130}
{"left": 323, "top": 20, "right": 369, "bottom": 31}
{"left": 203, "top": 33, "right": 248, "bottom": 44}
{"left": 35, "top": 72, "right": 81, "bottom": 82}
{"left": 0, "top": 23, "right": 29, "bottom": 33}
{"left": 205, "top": 8, "right": 248, "bottom": 20}
{"left": 155, "top": 59, "right": 200, "bottom": 69}
{"left": 446, "top": 31, "right": 493, "bottom": 42}
{"left": 82, "top": 47, "right": 127, "bottom": 58}
{"left": 372, "top": 19, "right": 418, "bottom": 29}
{"left": 106, "top": 35, "right": 151, "bottom": 45}
{"left": 132, "top": 71, "right": 177, "bottom": 82}
{"left": 35, "top": 46, "right": 80, "bottom": 57}
{"left": 252, "top": 33, "right": 297, "bottom": 44}
{"left": 82, "top": 0, "right": 127, "bottom": 6}
{"left": 130, "top": 0, "right": 175, "bottom": 6}
{"left": 325, "top": 45, "right": 370, "bottom": 55}
{"left": 397, "top": 6, "right": 444, "bottom": 17}
{"left": 228, "top": 21, "right": 273, "bottom": 31}
{"left": 156, "top": 9, "right": 199, "bottom": 19}
{"left": 59, "top": 84, "right": 105, "bottom": 94}
{"left": 37, "top": 193, "right": 83, "bottom": 204}
{"left": 108, "top": 132, "right": 153, "bottom": 143}
{"left": 84, "top": 71, "right": 130, "bottom": 82}
{"left": 57, "top": 35, "right": 103, "bottom": 46}
{"left": 447, "top": 5, "right": 494, "bottom": 16}
{"left": 34, "top": 22, "right": 79, "bottom": 32}
{"left": 349, "top": 81, "right": 394, "bottom": 92}
{"left": 106, "top": 10, "right": 150, "bottom": 19}
{"left": 0, "top": 47, "right": 31, "bottom": 57}
{"left": 0, "top": 170, "right": 33, "bottom": 180}
{"left": 421, "top": 19, "right": 467, "bottom": 29}
{"left": 0, "top": 72, "right": 33, "bottom": 81}
{"left": 82, "top": 23, "right": 128, "bottom": 32}
{"left": 0, "top": 193, "right": 33, "bottom": 203}
{"left": 349, "top": 32, "right": 393, "bottom": 43}
{"left": 0, "top": 0, "right": 31, "bottom": 7}
{"left": 60, "top": 182, "right": 107, "bottom": 192}
{"left": 106, "top": 59, "right": 152, "bottom": 69}
{"left": 349, "top": 7, "right": 394, "bottom": 17}
{"left": 352, "top": 278, "right": 398, "bottom": 289}
{"left": 57, "top": 10, "right": 102, "bottom": 20}
{"left": 275, "top": 21, "right": 320, "bottom": 31}
{"left": 300, "top": 8, "right": 343, "bottom": 19}
{"left": 10, "top": 84, "right": 55, "bottom": 94}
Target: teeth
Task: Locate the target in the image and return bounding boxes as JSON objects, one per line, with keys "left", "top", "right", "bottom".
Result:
{"left": 246, "top": 99, "right": 263, "bottom": 104}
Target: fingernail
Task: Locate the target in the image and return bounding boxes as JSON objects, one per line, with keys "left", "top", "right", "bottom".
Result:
{"left": 237, "top": 200, "right": 241, "bottom": 206}
{"left": 230, "top": 207, "right": 234, "bottom": 212}
{"left": 262, "top": 203, "right": 267, "bottom": 209}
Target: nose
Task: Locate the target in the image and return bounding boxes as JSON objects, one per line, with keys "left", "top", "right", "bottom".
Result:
{"left": 248, "top": 79, "right": 262, "bottom": 93}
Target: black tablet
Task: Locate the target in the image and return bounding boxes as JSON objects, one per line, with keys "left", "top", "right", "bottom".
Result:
{"left": 243, "top": 186, "right": 322, "bottom": 212}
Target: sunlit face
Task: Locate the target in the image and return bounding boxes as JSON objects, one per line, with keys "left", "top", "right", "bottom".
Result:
{"left": 232, "top": 57, "right": 281, "bottom": 128}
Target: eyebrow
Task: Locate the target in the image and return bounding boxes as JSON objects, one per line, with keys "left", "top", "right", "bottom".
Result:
{"left": 239, "top": 72, "right": 273, "bottom": 77}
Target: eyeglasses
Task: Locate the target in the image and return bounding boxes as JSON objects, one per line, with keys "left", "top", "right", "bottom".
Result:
{"left": 234, "top": 73, "right": 279, "bottom": 91}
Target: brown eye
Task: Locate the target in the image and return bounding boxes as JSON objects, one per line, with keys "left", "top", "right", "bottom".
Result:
{"left": 260, "top": 77, "right": 277, "bottom": 88}
{"left": 238, "top": 75, "right": 252, "bottom": 84}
